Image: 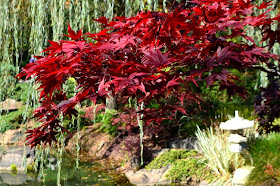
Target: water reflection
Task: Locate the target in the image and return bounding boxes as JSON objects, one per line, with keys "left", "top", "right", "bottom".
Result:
{"left": 0, "top": 154, "right": 131, "bottom": 186}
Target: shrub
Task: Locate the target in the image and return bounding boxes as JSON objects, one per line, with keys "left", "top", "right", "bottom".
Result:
{"left": 109, "top": 134, "right": 154, "bottom": 170}
{"left": 145, "top": 149, "right": 215, "bottom": 183}
{"left": 247, "top": 132, "right": 280, "bottom": 185}
{"left": 146, "top": 149, "right": 197, "bottom": 170}
{"left": 0, "top": 106, "right": 32, "bottom": 133}
{"left": 264, "top": 164, "right": 280, "bottom": 183}
{"left": 97, "top": 109, "right": 118, "bottom": 135}
{"left": 10, "top": 83, "right": 30, "bottom": 103}
{"left": 0, "top": 111, "right": 21, "bottom": 133}
{"left": 166, "top": 158, "right": 215, "bottom": 183}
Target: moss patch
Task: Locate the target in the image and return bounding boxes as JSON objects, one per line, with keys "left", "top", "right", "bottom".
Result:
{"left": 10, "top": 163, "right": 18, "bottom": 174}
{"left": 145, "top": 149, "right": 215, "bottom": 183}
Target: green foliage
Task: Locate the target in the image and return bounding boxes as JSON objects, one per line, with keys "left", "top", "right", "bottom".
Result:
{"left": 230, "top": 69, "right": 259, "bottom": 103}
{"left": 0, "top": 82, "right": 34, "bottom": 133}
{"left": 179, "top": 88, "right": 255, "bottom": 137}
{"left": 146, "top": 98, "right": 160, "bottom": 110}
{"left": 202, "top": 68, "right": 258, "bottom": 104}
{"left": 0, "top": 111, "right": 21, "bottom": 133}
{"left": 200, "top": 82, "right": 227, "bottom": 103}
{"left": 10, "top": 163, "right": 18, "bottom": 174}
{"left": 96, "top": 109, "right": 118, "bottom": 135}
{"left": 27, "top": 163, "right": 35, "bottom": 172}
{"left": 265, "top": 117, "right": 280, "bottom": 130}
{"left": 247, "top": 132, "right": 280, "bottom": 185}
{"left": 166, "top": 158, "right": 215, "bottom": 182}
{"left": 146, "top": 149, "right": 197, "bottom": 170}
{"left": 198, "top": 68, "right": 258, "bottom": 118}
{"left": 62, "top": 110, "right": 91, "bottom": 133}
{"left": 10, "top": 83, "right": 30, "bottom": 103}
{"left": 0, "top": 63, "right": 17, "bottom": 101}
{"left": 64, "top": 77, "right": 77, "bottom": 99}
{"left": 0, "top": 106, "right": 32, "bottom": 133}
{"left": 146, "top": 149, "right": 215, "bottom": 182}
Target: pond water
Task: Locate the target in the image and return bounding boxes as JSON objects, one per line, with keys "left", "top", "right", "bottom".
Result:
{"left": 0, "top": 154, "right": 132, "bottom": 186}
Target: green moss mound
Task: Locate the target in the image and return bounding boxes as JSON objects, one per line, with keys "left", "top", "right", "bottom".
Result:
{"left": 145, "top": 149, "right": 215, "bottom": 183}
{"left": 145, "top": 149, "right": 197, "bottom": 170}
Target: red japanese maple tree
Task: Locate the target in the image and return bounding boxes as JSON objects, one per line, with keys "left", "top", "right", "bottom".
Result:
{"left": 17, "top": 0, "right": 280, "bottom": 147}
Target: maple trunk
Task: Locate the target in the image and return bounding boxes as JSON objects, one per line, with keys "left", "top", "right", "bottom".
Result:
{"left": 105, "top": 92, "right": 117, "bottom": 110}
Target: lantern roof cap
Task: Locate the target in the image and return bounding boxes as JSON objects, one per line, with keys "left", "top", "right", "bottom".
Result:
{"left": 220, "top": 110, "right": 254, "bottom": 130}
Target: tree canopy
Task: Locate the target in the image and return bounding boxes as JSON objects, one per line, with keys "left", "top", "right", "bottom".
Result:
{"left": 17, "top": 0, "right": 280, "bottom": 147}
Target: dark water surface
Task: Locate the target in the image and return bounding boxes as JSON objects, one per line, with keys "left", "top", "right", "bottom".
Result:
{"left": 0, "top": 154, "right": 132, "bottom": 186}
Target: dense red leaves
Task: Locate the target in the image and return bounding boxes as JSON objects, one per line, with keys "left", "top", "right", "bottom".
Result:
{"left": 17, "top": 0, "right": 279, "bottom": 147}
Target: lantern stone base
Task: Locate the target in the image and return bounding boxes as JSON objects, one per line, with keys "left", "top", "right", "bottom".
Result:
{"left": 232, "top": 166, "right": 254, "bottom": 185}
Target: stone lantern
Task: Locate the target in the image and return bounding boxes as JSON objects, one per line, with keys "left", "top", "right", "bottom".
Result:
{"left": 220, "top": 110, "right": 254, "bottom": 153}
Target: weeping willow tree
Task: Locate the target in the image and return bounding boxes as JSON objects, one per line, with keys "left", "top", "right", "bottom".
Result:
{"left": 0, "top": 0, "right": 18, "bottom": 102}
{"left": 247, "top": 0, "right": 280, "bottom": 88}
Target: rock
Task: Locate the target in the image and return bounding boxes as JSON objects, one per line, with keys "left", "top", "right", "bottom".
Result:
{"left": 0, "top": 99, "right": 22, "bottom": 111}
{"left": 130, "top": 157, "right": 141, "bottom": 171}
{"left": 167, "top": 137, "right": 200, "bottom": 151}
{"left": 199, "top": 180, "right": 209, "bottom": 186}
{"left": 0, "top": 171, "right": 34, "bottom": 185}
{"left": 125, "top": 165, "right": 172, "bottom": 185}
{"left": 47, "top": 156, "right": 57, "bottom": 170}
{"left": 152, "top": 148, "right": 170, "bottom": 158}
{"left": 48, "top": 157, "right": 57, "bottom": 164}
{"left": 26, "top": 120, "right": 35, "bottom": 130}
{"left": 126, "top": 171, "right": 149, "bottom": 184}
{"left": 0, "top": 129, "right": 35, "bottom": 171}
{"left": 66, "top": 125, "right": 114, "bottom": 159}
{"left": 0, "top": 129, "right": 25, "bottom": 146}
{"left": 0, "top": 146, "right": 35, "bottom": 171}
{"left": 232, "top": 166, "right": 254, "bottom": 186}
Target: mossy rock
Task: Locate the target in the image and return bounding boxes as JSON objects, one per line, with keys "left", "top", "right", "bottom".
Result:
{"left": 146, "top": 149, "right": 197, "bottom": 170}
{"left": 166, "top": 158, "right": 215, "bottom": 182}
{"left": 145, "top": 149, "right": 215, "bottom": 183}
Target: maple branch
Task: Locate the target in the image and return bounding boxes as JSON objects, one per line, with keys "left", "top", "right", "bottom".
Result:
{"left": 252, "top": 65, "right": 280, "bottom": 76}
